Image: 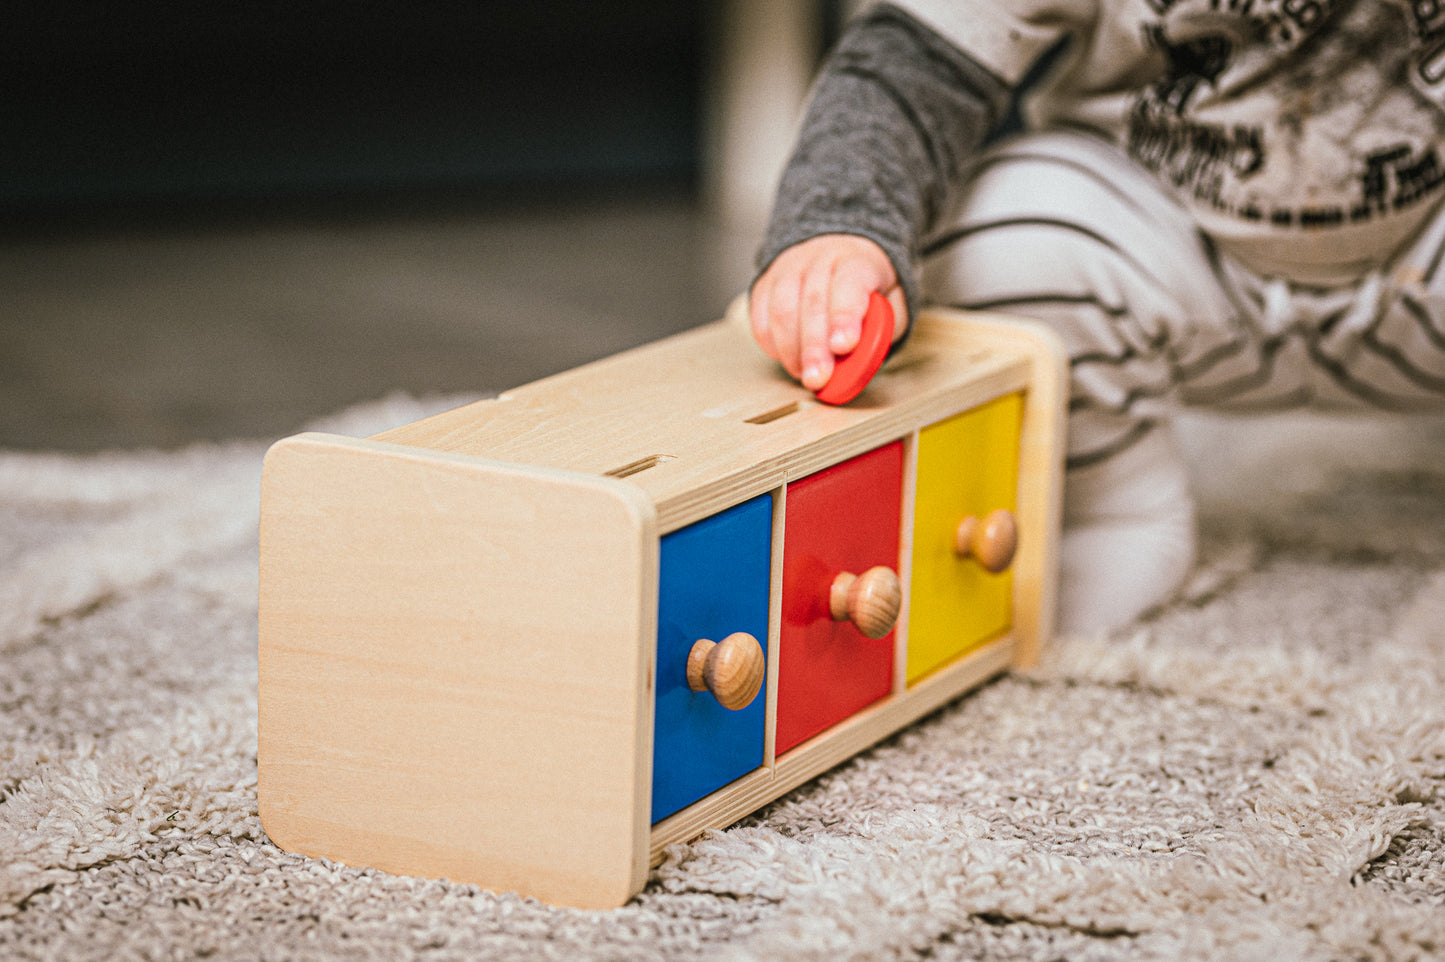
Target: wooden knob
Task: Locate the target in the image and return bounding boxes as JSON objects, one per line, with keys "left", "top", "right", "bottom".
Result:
{"left": 686, "top": 632, "right": 765, "bottom": 710}
{"left": 829, "top": 566, "right": 902, "bottom": 639}
{"left": 955, "top": 508, "right": 1018, "bottom": 573}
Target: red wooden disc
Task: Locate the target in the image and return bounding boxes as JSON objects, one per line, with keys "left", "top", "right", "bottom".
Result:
{"left": 814, "top": 292, "right": 895, "bottom": 406}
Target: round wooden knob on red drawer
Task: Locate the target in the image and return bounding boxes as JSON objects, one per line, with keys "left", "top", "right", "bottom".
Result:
{"left": 686, "top": 632, "right": 765, "bottom": 710}
{"left": 829, "top": 566, "right": 902, "bottom": 639}
{"left": 954, "top": 508, "right": 1018, "bottom": 573}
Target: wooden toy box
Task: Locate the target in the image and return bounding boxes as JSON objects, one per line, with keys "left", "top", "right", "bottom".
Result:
{"left": 257, "top": 306, "right": 1067, "bottom": 909}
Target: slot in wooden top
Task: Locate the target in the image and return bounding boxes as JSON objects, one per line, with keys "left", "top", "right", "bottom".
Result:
{"left": 373, "top": 310, "right": 1032, "bottom": 531}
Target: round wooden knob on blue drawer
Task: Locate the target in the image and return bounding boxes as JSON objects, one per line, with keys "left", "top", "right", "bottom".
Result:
{"left": 954, "top": 508, "right": 1018, "bottom": 573}
{"left": 686, "top": 632, "right": 765, "bottom": 710}
{"left": 829, "top": 566, "right": 902, "bottom": 639}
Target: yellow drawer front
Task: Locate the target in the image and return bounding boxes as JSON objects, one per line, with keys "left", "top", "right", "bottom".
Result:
{"left": 908, "top": 393, "right": 1023, "bottom": 684}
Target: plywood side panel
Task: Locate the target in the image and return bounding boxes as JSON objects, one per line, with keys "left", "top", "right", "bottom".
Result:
{"left": 258, "top": 434, "right": 657, "bottom": 909}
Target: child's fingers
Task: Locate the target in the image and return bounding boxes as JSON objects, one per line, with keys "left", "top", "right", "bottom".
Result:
{"left": 749, "top": 279, "right": 777, "bottom": 360}
{"left": 826, "top": 277, "right": 873, "bottom": 355}
{"left": 749, "top": 235, "right": 902, "bottom": 388}
{"left": 826, "top": 252, "right": 902, "bottom": 355}
{"left": 798, "top": 258, "right": 841, "bottom": 390}
{"left": 755, "top": 269, "right": 806, "bottom": 379}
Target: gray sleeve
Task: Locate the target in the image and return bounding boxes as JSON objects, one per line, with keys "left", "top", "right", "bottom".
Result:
{"left": 756, "top": 3, "right": 1014, "bottom": 334}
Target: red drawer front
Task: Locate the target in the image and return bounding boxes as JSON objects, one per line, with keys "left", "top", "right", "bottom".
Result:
{"left": 776, "top": 442, "right": 902, "bottom": 755}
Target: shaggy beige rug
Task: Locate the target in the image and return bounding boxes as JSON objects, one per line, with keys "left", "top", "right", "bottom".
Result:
{"left": 2, "top": 397, "right": 1444, "bottom": 961}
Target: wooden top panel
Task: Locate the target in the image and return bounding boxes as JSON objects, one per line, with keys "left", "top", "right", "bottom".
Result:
{"left": 373, "top": 310, "right": 1033, "bottom": 530}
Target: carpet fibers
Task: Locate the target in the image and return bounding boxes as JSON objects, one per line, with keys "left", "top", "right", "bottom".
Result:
{"left": 2, "top": 398, "right": 1443, "bottom": 961}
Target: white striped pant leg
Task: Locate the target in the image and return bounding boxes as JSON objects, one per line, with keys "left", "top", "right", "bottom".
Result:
{"left": 1155, "top": 203, "right": 1445, "bottom": 414}
{"left": 1303, "top": 206, "right": 1445, "bottom": 413}
{"left": 919, "top": 130, "right": 1252, "bottom": 468}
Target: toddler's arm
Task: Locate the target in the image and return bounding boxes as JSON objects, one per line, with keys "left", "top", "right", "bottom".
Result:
{"left": 749, "top": 5, "right": 1014, "bottom": 388}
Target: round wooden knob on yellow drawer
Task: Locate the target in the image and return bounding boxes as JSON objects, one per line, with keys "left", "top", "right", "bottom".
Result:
{"left": 829, "top": 566, "right": 902, "bottom": 639}
{"left": 686, "top": 632, "right": 765, "bottom": 710}
{"left": 954, "top": 508, "right": 1018, "bottom": 573}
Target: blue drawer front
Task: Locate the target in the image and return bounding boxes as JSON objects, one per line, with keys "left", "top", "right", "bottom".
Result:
{"left": 651, "top": 494, "right": 772, "bottom": 823}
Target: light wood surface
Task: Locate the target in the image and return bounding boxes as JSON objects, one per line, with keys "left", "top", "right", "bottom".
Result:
{"left": 257, "top": 304, "right": 1068, "bottom": 909}
{"left": 373, "top": 311, "right": 1036, "bottom": 534}
{"left": 258, "top": 435, "right": 657, "bottom": 910}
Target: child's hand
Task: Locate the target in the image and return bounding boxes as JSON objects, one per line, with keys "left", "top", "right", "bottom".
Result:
{"left": 749, "top": 234, "right": 907, "bottom": 391}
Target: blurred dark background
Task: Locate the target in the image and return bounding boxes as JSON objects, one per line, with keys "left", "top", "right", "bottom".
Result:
{"left": 1, "top": 2, "right": 834, "bottom": 450}
{"left": 0, "top": 2, "right": 705, "bottom": 217}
